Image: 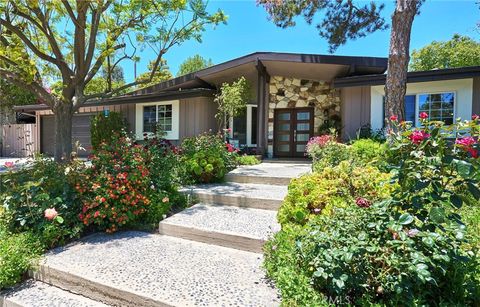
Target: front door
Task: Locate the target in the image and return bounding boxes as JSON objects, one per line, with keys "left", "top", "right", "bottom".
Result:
{"left": 274, "top": 108, "right": 314, "bottom": 157}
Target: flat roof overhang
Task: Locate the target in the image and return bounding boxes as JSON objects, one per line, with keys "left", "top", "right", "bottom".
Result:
{"left": 13, "top": 88, "right": 215, "bottom": 112}
{"left": 333, "top": 66, "right": 480, "bottom": 88}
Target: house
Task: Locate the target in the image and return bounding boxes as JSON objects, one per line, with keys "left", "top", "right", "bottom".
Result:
{"left": 13, "top": 52, "right": 480, "bottom": 158}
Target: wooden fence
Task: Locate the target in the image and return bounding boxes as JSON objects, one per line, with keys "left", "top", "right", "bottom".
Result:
{"left": 1, "top": 124, "right": 37, "bottom": 157}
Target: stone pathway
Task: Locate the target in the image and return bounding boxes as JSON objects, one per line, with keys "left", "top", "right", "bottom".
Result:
{"left": 1, "top": 162, "right": 311, "bottom": 307}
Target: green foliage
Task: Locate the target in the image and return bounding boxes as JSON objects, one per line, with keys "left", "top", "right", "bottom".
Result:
{"left": 215, "top": 77, "right": 251, "bottom": 128}
{"left": 177, "top": 54, "right": 213, "bottom": 76}
{"left": 0, "top": 228, "right": 42, "bottom": 289}
{"left": 180, "top": 132, "right": 238, "bottom": 184}
{"left": 0, "top": 79, "right": 36, "bottom": 109}
{"left": 90, "top": 112, "right": 127, "bottom": 150}
{"left": 257, "top": 0, "right": 387, "bottom": 52}
{"left": 0, "top": 157, "right": 85, "bottom": 248}
{"left": 236, "top": 155, "right": 260, "bottom": 165}
{"left": 349, "top": 138, "right": 386, "bottom": 167}
{"left": 410, "top": 34, "right": 480, "bottom": 71}
{"left": 135, "top": 60, "right": 173, "bottom": 89}
{"left": 278, "top": 162, "right": 394, "bottom": 227}
{"left": 305, "top": 134, "right": 350, "bottom": 172}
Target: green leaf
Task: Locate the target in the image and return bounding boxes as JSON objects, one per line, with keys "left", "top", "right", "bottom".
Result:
{"left": 398, "top": 213, "right": 414, "bottom": 225}
{"left": 453, "top": 159, "right": 472, "bottom": 178}
{"left": 467, "top": 182, "right": 480, "bottom": 199}
{"left": 429, "top": 207, "right": 445, "bottom": 224}
{"left": 55, "top": 216, "right": 64, "bottom": 224}
{"left": 449, "top": 194, "right": 463, "bottom": 209}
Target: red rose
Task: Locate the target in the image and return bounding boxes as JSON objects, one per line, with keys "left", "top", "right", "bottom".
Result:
{"left": 389, "top": 115, "right": 398, "bottom": 121}
{"left": 419, "top": 112, "right": 428, "bottom": 119}
{"left": 409, "top": 130, "right": 430, "bottom": 145}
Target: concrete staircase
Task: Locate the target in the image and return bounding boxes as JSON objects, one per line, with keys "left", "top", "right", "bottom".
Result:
{"left": 1, "top": 162, "right": 311, "bottom": 307}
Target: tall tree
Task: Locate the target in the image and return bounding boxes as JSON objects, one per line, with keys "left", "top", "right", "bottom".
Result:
{"left": 258, "top": 0, "right": 424, "bottom": 123}
{"left": 410, "top": 34, "right": 480, "bottom": 71}
{"left": 136, "top": 59, "right": 173, "bottom": 89}
{"left": 177, "top": 54, "right": 214, "bottom": 76}
{"left": 0, "top": 0, "right": 226, "bottom": 161}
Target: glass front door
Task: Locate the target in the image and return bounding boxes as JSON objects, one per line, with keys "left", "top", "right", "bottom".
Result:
{"left": 274, "top": 108, "right": 314, "bottom": 157}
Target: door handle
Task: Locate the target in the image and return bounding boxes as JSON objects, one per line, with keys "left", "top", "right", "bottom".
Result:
{"left": 294, "top": 129, "right": 297, "bottom": 141}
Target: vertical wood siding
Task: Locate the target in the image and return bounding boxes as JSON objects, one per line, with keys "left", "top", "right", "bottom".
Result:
{"left": 179, "top": 97, "right": 218, "bottom": 139}
{"left": 1, "top": 124, "right": 38, "bottom": 157}
{"left": 340, "top": 86, "right": 371, "bottom": 141}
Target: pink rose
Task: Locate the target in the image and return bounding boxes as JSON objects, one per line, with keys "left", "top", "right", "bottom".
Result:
{"left": 4, "top": 161, "right": 14, "bottom": 168}
{"left": 419, "top": 112, "right": 429, "bottom": 120}
{"left": 44, "top": 208, "right": 58, "bottom": 221}
{"left": 456, "top": 136, "right": 476, "bottom": 147}
{"left": 472, "top": 114, "right": 479, "bottom": 121}
{"left": 409, "top": 130, "right": 430, "bottom": 145}
{"left": 389, "top": 115, "right": 398, "bottom": 121}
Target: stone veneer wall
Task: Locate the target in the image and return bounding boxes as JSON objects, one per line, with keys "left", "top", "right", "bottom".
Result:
{"left": 267, "top": 76, "right": 341, "bottom": 156}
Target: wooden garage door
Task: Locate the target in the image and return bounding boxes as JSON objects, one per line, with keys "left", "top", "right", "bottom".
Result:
{"left": 41, "top": 114, "right": 93, "bottom": 157}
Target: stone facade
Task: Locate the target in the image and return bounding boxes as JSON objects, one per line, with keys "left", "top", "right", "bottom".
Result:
{"left": 267, "top": 76, "right": 341, "bottom": 156}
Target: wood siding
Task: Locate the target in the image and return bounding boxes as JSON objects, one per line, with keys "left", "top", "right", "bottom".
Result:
{"left": 179, "top": 97, "right": 218, "bottom": 139}
{"left": 1, "top": 124, "right": 38, "bottom": 157}
{"left": 341, "top": 86, "right": 371, "bottom": 141}
{"left": 473, "top": 77, "right": 480, "bottom": 116}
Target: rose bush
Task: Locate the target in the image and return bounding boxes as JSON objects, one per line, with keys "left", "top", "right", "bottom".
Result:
{"left": 306, "top": 133, "right": 350, "bottom": 172}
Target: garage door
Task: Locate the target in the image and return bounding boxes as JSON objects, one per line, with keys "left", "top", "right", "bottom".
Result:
{"left": 41, "top": 114, "right": 93, "bottom": 157}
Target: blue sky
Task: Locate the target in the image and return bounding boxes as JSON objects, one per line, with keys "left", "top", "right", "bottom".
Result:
{"left": 122, "top": 0, "right": 480, "bottom": 82}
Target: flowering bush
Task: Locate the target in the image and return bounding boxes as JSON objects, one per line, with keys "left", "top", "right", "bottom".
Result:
{"left": 278, "top": 161, "right": 394, "bottom": 226}
{"left": 306, "top": 133, "right": 350, "bottom": 172}
{"left": 349, "top": 138, "right": 386, "bottom": 167}
{"left": 0, "top": 157, "right": 84, "bottom": 248}
{"left": 76, "top": 134, "right": 153, "bottom": 233}
{"left": 180, "top": 132, "right": 238, "bottom": 183}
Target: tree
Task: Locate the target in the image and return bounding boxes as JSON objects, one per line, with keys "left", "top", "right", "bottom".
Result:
{"left": 410, "top": 34, "right": 480, "bottom": 71}
{"left": 0, "top": 0, "right": 227, "bottom": 162}
{"left": 258, "top": 0, "right": 424, "bottom": 123}
{"left": 214, "top": 76, "right": 251, "bottom": 130}
{"left": 177, "top": 54, "right": 213, "bottom": 76}
{"left": 135, "top": 59, "right": 173, "bottom": 89}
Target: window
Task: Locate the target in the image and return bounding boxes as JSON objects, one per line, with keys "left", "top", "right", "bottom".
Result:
{"left": 418, "top": 92, "right": 455, "bottom": 125}
{"left": 143, "top": 104, "right": 173, "bottom": 133}
{"left": 229, "top": 105, "right": 257, "bottom": 147}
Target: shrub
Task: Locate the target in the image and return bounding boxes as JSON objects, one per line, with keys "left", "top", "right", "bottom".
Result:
{"left": 278, "top": 161, "right": 394, "bottom": 227}
{"left": 76, "top": 134, "right": 155, "bottom": 233}
{"left": 288, "top": 203, "right": 478, "bottom": 305}
{"left": 350, "top": 138, "right": 386, "bottom": 167}
{"left": 180, "top": 132, "right": 237, "bottom": 183}
{"left": 0, "top": 229, "right": 42, "bottom": 289}
{"left": 306, "top": 134, "right": 350, "bottom": 172}
{"left": 236, "top": 155, "right": 260, "bottom": 165}
{"left": 90, "top": 112, "right": 126, "bottom": 150}
{"left": 0, "top": 157, "right": 85, "bottom": 248}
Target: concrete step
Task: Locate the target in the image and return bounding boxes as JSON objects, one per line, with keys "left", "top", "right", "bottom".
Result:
{"left": 32, "top": 231, "right": 280, "bottom": 307}
{"left": 180, "top": 182, "right": 287, "bottom": 211}
{"left": 1, "top": 280, "right": 108, "bottom": 307}
{"left": 159, "top": 203, "right": 280, "bottom": 253}
{"left": 225, "top": 163, "right": 311, "bottom": 185}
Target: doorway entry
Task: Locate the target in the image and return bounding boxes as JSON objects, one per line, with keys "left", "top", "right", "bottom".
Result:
{"left": 273, "top": 107, "right": 314, "bottom": 158}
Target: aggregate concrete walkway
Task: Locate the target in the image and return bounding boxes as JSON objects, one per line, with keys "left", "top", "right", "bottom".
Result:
{"left": 1, "top": 161, "right": 311, "bottom": 307}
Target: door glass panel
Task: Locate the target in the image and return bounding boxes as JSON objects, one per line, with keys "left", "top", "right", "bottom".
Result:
{"left": 296, "top": 133, "right": 310, "bottom": 142}
{"left": 297, "top": 112, "right": 310, "bottom": 120}
{"left": 296, "top": 144, "right": 306, "bottom": 152}
{"left": 278, "top": 113, "right": 290, "bottom": 120}
{"left": 279, "top": 123, "right": 290, "bottom": 131}
{"left": 278, "top": 134, "right": 290, "bottom": 142}
{"left": 297, "top": 123, "right": 309, "bottom": 131}
{"left": 278, "top": 144, "right": 290, "bottom": 152}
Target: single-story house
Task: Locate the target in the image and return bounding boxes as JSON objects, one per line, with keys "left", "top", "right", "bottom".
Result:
{"left": 13, "top": 52, "right": 480, "bottom": 158}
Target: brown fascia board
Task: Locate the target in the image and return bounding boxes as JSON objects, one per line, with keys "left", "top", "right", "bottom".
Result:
{"left": 333, "top": 66, "right": 480, "bottom": 88}
{"left": 130, "top": 52, "right": 389, "bottom": 95}
{"left": 13, "top": 88, "right": 215, "bottom": 112}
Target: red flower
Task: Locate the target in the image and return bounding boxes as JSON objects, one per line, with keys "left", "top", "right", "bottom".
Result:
{"left": 467, "top": 148, "right": 479, "bottom": 158}
{"left": 419, "top": 112, "right": 429, "bottom": 120}
{"left": 94, "top": 211, "right": 100, "bottom": 218}
{"left": 409, "top": 130, "right": 430, "bottom": 145}
{"left": 226, "top": 143, "right": 235, "bottom": 153}
{"left": 472, "top": 114, "right": 479, "bottom": 121}
{"left": 355, "top": 197, "right": 371, "bottom": 208}
{"left": 389, "top": 115, "right": 398, "bottom": 121}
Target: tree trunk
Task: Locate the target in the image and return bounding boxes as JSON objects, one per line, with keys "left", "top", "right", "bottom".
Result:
{"left": 53, "top": 102, "right": 73, "bottom": 162}
{"left": 384, "top": 0, "right": 421, "bottom": 125}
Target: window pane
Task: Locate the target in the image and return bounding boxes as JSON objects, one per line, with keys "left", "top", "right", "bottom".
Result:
{"left": 296, "top": 133, "right": 310, "bottom": 142}
{"left": 278, "top": 134, "right": 290, "bottom": 142}
{"left": 405, "top": 95, "right": 416, "bottom": 122}
{"left": 297, "top": 112, "right": 310, "bottom": 120}
{"left": 279, "top": 124, "right": 290, "bottom": 131}
{"left": 233, "top": 111, "right": 247, "bottom": 145}
{"left": 278, "top": 144, "right": 289, "bottom": 152}
{"left": 278, "top": 113, "right": 290, "bottom": 120}
{"left": 297, "top": 123, "right": 310, "bottom": 131}
{"left": 251, "top": 107, "right": 257, "bottom": 145}
{"left": 296, "top": 144, "right": 306, "bottom": 152}
{"left": 143, "top": 106, "right": 156, "bottom": 133}
{"left": 418, "top": 93, "right": 454, "bottom": 125}
{"left": 154, "top": 104, "right": 174, "bottom": 132}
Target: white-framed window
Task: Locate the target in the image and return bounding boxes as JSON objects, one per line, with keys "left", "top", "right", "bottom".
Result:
{"left": 229, "top": 105, "right": 257, "bottom": 147}
{"left": 135, "top": 100, "right": 179, "bottom": 140}
{"left": 416, "top": 92, "right": 455, "bottom": 126}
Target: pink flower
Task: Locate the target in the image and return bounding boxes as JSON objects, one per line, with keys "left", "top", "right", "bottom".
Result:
{"left": 409, "top": 130, "right": 430, "bottom": 145}
{"left": 4, "top": 161, "right": 14, "bottom": 168}
{"left": 472, "top": 114, "right": 479, "bottom": 121}
{"left": 44, "top": 208, "right": 58, "bottom": 221}
{"left": 456, "top": 136, "right": 477, "bottom": 147}
{"left": 406, "top": 228, "right": 419, "bottom": 238}
{"left": 226, "top": 143, "right": 235, "bottom": 153}
{"left": 419, "top": 112, "right": 429, "bottom": 120}
{"left": 162, "top": 197, "right": 169, "bottom": 203}
{"left": 389, "top": 115, "right": 398, "bottom": 121}
{"left": 355, "top": 197, "right": 371, "bottom": 208}
{"left": 94, "top": 211, "right": 100, "bottom": 218}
